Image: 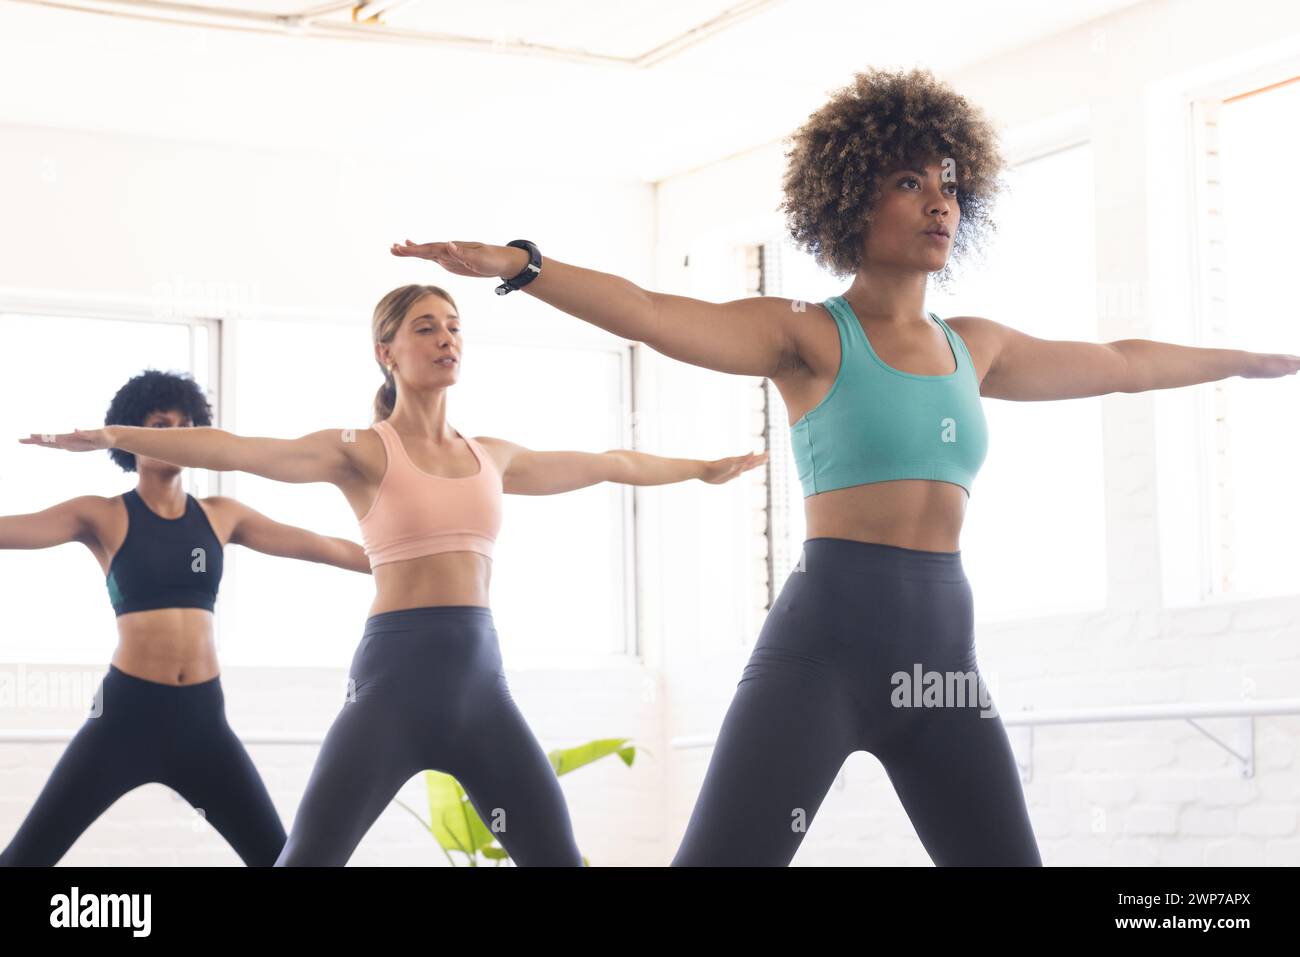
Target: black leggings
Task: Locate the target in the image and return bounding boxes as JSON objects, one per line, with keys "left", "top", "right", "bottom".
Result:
{"left": 672, "top": 537, "right": 1042, "bottom": 866}
{"left": 0, "top": 665, "right": 285, "bottom": 866}
{"left": 275, "top": 605, "right": 582, "bottom": 866}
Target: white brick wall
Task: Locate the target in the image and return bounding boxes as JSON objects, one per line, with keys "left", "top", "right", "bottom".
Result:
{"left": 1, "top": 660, "right": 666, "bottom": 866}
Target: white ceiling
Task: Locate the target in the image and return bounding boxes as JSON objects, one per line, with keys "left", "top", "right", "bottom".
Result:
{"left": 0, "top": 0, "right": 1148, "bottom": 181}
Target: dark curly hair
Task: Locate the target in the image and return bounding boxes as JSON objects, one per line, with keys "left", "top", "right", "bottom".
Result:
{"left": 104, "top": 369, "right": 214, "bottom": 472}
{"left": 779, "top": 66, "right": 1008, "bottom": 290}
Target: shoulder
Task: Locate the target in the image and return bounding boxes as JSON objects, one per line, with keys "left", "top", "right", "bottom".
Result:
{"left": 354, "top": 423, "right": 391, "bottom": 453}
{"left": 732, "top": 294, "right": 831, "bottom": 351}
{"left": 780, "top": 295, "right": 842, "bottom": 358}
{"left": 471, "top": 434, "right": 521, "bottom": 455}
{"left": 45, "top": 495, "right": 123, "bottom": 549}
{"left": 81, "top": 493, "right": 123, "bottom": 510}
{"left": 942, "top": 315, "right": 1022, "bottom": 382}
{"left": 77, "top": 493, "right": 124, "bottom": 521}
{"left": 944, "top": 314, "right": 1026, "bottom": 337}
{"left": 197, "top": 494, "right": 240, "bottom": 517}
{"left": 64, "top": 493, "right": 129, "bottom": 549}
{"left": 788, "top": 296, "right": 835, "bottom": 324}
{"left": 470, "top": 435, "right": 520, "bottom": 473}
{"left": 333, "top": 425, "right": 384, "bottom": 476}
{"left": 196, "top": 495, "right": 247, "bottom": 535}
{"left": 943, "top": 314, "right": 995, "bottom": 334}
{"left": 354, "top": 424, "right": 386, "bottom": 447}
{"left": 72, "top": 494, "right": 122, "bottom": 528}
{"left": 739, "top": 295, "right": 836, "bottom": 337}
{"left": 782, "top": 296, "right": 841, "bottom": 378}
{"left": 942, "top": 314, "right": 1008, "bottom": 352}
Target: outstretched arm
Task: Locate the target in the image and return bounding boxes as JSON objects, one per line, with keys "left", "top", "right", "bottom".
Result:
{"left": 390, "top": 239, "right": 805, "bottom": 379}
{"left": 217, "top": 497, "right": 371, "bottom": 574}
{"left": 483, "top": 436, "right": 766, "bottom": 495}
{"left": 967, "top": 316, "right": 1299, "bottom": 400}
{"left": 19, "top": 426, "right": 357, "bottom": 486}
{"left": 0, "top": 497, "right": 94, "bottom": 550}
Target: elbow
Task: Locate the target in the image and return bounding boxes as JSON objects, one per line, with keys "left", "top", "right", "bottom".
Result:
{"left": 1120, "top": 367, "right": 1148, "bottom": 394}
{"left": 601, "top": 450, "right": 622, "bottom": 484}
{"left": 1109, "top": 343, "right": 1146, "bottom": 394}
{"left": 602, "top": 449, "right": 631, "bottom": 485}
{"left": 638, "top": 291, "right": 663, "bottom": 348}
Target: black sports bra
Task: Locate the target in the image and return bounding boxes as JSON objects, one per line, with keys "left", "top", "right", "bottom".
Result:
{"left": 105, "top": 489, "right": 224, "bottom": 617}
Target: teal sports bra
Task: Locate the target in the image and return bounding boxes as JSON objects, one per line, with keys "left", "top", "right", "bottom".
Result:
{"left": 789, "top": 295, "right": 988, "bottom": 497}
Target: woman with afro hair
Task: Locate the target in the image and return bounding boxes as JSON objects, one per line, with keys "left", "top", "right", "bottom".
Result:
{"left": 2, "top": 369, "right": 372, "bottom": 866}
{"left": 387, "top": 66, "right": 1298, "bottom": 866}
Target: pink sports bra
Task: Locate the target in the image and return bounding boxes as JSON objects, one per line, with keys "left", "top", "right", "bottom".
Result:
{"left": 358, "top": 418, "right": 503, "bottom": 569}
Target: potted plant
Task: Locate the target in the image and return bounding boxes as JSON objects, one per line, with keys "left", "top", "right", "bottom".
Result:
{"left": 395, "top": 737, "right": 644, "bottom": 866}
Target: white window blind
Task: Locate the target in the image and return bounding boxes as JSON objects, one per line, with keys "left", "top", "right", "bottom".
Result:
{"left": 1197, "top": 74, "right": 1300, "bottom": 599}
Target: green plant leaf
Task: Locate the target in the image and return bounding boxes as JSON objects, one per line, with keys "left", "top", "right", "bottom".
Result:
{"left": 548, "top": 738, "right": 637, "bottom": 775}
{"left": 424, "top": 771, "right": 475, "bottom": 854}
{"left": 405, "top": 740, "right": 641, "bottom": 865}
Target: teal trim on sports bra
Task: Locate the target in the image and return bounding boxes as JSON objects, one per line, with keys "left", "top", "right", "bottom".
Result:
{"left": 789, "top": 296, "right": 989, "bottom": 497}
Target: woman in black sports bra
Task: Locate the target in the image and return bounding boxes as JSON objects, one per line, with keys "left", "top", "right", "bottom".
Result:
{"left": 0, "top": 369, "right": 371, "bottom": 866}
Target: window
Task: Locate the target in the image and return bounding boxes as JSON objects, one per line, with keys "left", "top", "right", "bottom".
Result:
{"left": 760, "top": 240, "right": 843, "bottom": 591}
{"left": 217, "top": 317, "right": 382, "bottom": 669}
{"left": 0, "top": 311, "right": 213, "bottom": 663}
{"left": 927, "top": 141, "right": 1107, "bottom": 619}
{"left": 1198, "top": 76, "right": 1300, "bottom": 599}
{"left": 0, "top": 306, "right": 634, "bottom": 668}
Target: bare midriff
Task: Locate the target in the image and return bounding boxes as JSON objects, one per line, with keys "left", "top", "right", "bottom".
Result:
{"left": 367, "top": 550, "right": 493, "bottom": 616}
{"left": 803, "top": 479, "right": 967, "bottom": 553}
{"left": 110, "top": 610, "right": 221, "bottom": 686}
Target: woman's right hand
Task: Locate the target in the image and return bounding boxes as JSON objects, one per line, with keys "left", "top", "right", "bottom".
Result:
{"left": 17, "top": 427, "right": 115, "bottom": 452}
{"left": 389, "top": 239, "right": 528, "bottom": 280}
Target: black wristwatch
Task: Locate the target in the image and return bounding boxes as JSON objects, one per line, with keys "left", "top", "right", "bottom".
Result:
{"left": 494, "top": 239, "right": 542, "bottom": 295}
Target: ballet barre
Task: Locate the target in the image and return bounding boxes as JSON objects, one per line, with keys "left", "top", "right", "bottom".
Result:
{"left": 671, "top": 697, "right": 1300, "bottom": 782}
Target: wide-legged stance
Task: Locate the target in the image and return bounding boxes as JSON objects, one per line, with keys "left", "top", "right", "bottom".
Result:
{"left": 275, "top": 605, "right": 582, "bottom": 866}
{"left": 0, "top": 665, "right": 286, "bottom": 866}
{"left": 672, "top": 537, "right": 1041, "bottom": 866}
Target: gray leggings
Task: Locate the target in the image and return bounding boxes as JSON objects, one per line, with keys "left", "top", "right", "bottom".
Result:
{"left": 672, "top": 537, "right": 1042, "bottom": 866}
{"left": 275, "top": 605, "right": 582, "bottom": 866}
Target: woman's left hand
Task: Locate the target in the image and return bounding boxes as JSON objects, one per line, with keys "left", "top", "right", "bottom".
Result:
{"left": 17, "top": 427, "right": 113, "bottom": 451}
{"left": 699, "top": 451, "right": 768, "bottom": 485}
{"left": 390, "top": 239, "right": 525, "bottom": 279}
{"left": 1241, "top": 352, "right": 1300, "bottom": 378}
